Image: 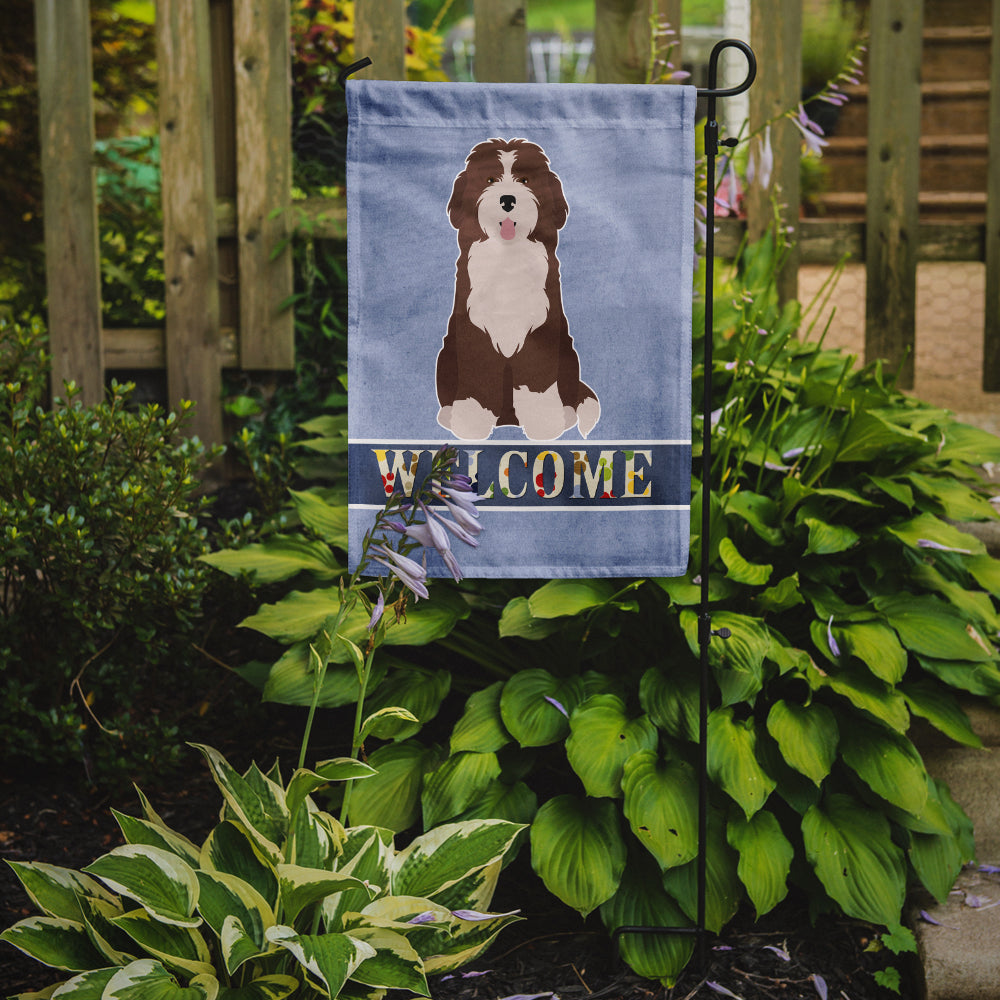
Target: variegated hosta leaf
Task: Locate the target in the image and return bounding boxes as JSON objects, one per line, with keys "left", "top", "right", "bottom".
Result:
{"left": 599, "top": 854, "right": 694, "bottom": 987}
{"left": 802, "top": 793, "right": 906, "bottom": 926}
{"left": 450, "top": 681, "right": 511, "bottom": 754}
{"left": 285, "top": 760, "right": 376, "bottom": 823}
{"left": 112, "top": 811, "right": 202, "bottom": 868}
{"left": 4, "top": 861, "right": 118, "bottom": 922}
{"left": 83, "top": 845, "right": 200, "bottom": 928}
{"left": 838, "top": 718, "right": 929, "bottom": 817}
{"left": 499, "top": 669, "right": 585, "bottom": 747}
{"left": 45, "top": 966, "right": 118, "bottom": 997}
{"left": 190, "top": 745, "right": 287, "bottom": 863}
{"left": 661, "top": 810, "right": 742, "bottom": 934}
{"left": 391, "top": 820, "right": 524, "bottom": 901}
{"left": 277, "top": 865, "right": 376, "bottom": 925}
{"left": 424, "top": 859, "right": 501, "bottom": 916}
{"left": 288, "top": 802, "right": 343, "bottom": 870}
{"left": 214, "top": 974, "right": 300, "bottom": 1000}
{"left": 322, "top": 829, "right": 393, "bottom": 931}
{"left": 0, "top": 916, "right": 107, "bottom": 971}
{"left": 110, "top": 908, "right": 214, "bottom": 979}
{"left": 200, "top": 822, "right": 278, "bottom": 910}
{"left": 265, "top": 926, "right": 375, "bottom": 998}
{"left": 565, "top": 695, "right": 658, "bottom": 798}
{"left": 529, "top": 795, "right": 626, "bottom": 917}
{"left": 765, "top": 700, "right": 838, "bottom": 786}
{"left": 344, "top": 926, "right": 429, "bottom": 995}
{"left": 77, "top": 894, "right": 136, "bottom": 966}
{"left": 102, "top": 958, "right": 218, "bottom": 999}
{"left": 707, "top": 707, "right": 776, "bottom": 819}
{"left": 421, "top": 906, "right": 523, "bottom": 975}
{"left": 727, "top": 810, "right": 793, "bottom": 917}
{"left": 621, "top": 751, "right": 699, "bottom": 871}
{"left": 421, "top": 751, "right": 502, "bottom": 829}
{"left": 195, "top": 871, "right": 274, "bottom": 974}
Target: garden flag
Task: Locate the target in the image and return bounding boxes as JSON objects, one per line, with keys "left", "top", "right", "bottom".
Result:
{"left": 346, "top": 80, "right": 696, "bottom": 578}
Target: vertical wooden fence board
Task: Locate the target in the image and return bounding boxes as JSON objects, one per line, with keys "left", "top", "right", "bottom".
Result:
{"left": 747, "top": 0, "right": 801, "bottom": 305}
{"left": 660, "top": 0, "right": 682, "bottom": 72}
{"left": 157, "top": 0, "right": 223, "bottom": 445}
{"left": 34, "top": 0, "right": 104, "bottom": 405}
{"left": 210, "top": 0, "right": 240, "bottom": 345}
{"left": 234, "top": 0, "right": 294, "bottom": 369}
{"left": 474, "top": 0, "right": 527, "bottom": 83}
{"left": 354, "top": 0, "right": 407, "bottom": 80}
{"left": 864, "top": 0, "right": 923, "bottom": 389}
{"left": 594, "top": 0, "right": 654, "bottom": 84}
{"left": 983, "top": 0, "right": 1000, "bottom": 390}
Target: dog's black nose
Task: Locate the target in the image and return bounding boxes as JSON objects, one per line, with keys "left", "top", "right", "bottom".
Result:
{"left": 499, "top": 194, "right": 516, "bottom": 213}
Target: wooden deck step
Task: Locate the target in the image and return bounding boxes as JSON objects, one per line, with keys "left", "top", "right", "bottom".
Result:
{"left": 814, "top": 190, "right": 987, "bottom": 222}
{"left": 834, "top": 80, "right": 991, "bottom": 137}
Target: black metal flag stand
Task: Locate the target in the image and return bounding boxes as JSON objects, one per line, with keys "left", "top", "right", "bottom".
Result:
{"left": 612, "top": 38, "right": 757, "bottom": 972}
{"left": 339, "top": 38, "right": 758, "bottom": 974}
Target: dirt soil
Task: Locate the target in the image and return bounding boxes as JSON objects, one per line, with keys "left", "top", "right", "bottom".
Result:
{"left": 1, "top": 731, "right": 913, "bottom": 1000}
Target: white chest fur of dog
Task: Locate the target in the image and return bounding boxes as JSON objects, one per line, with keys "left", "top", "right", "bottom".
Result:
{"left": 466, "top": 237, "right": 550, "bottom": 358}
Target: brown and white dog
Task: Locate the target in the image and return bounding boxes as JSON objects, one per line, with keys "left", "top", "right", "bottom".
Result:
{"left": 435, "top": 138, "right": 600, "bottom": 441}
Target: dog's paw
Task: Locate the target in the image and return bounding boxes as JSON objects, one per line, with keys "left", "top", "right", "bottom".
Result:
{"left": 514, "top": 383, "right": 568, "bottom": 441}
{"left": 576, "top": 397, "right": 600, "bottom": 439}
{"left": 450, "top": 398, "right": 498, "bottom": 440}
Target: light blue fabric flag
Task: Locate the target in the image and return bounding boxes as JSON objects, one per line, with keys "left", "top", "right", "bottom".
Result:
{"left": 347, "top": 80, "right": 695, "bottom": 578}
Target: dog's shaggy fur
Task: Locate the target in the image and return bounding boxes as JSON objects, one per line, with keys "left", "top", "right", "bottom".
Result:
{"left": 435, "top": 138, "right": 600, "bottom": 441}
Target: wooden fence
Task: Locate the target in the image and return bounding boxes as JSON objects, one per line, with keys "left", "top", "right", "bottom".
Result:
{"left": 33, "top": 0, "right": 1000, "bottom": 445}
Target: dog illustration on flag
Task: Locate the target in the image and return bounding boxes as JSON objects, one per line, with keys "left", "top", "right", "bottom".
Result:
{"left": 435, "top": 138, "right": 601, "bottom": 441}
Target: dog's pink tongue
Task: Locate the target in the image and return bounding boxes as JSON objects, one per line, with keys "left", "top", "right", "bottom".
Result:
{"left": 500, "top": 218, "right": 516, "bottom": 240}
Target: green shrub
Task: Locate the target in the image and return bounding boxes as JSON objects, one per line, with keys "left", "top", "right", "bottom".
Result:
{"left": 0, "top": 317, "right": 220, "bottom": 783}
{"left": 1, "top": 743, "right": 524, "bottom": 997}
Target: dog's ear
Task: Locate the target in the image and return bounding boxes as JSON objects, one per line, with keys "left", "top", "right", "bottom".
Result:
{"left": 447, "top": 170, "right": 467, "bottom": 231}
{"left": 546, "top": 171, "right": 569, "bottom": 231}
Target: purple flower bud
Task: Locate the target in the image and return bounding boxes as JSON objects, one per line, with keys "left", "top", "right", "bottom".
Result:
{"left": 812, "top": 974, "right": 828, "bottom": 1000}
{"left": 544, "top": 695, "right": 569, "bottom": 718}
{"left": 917, "top": 538, "right": 972, "bottom": 554}
{"left": 407, "top": 911, "right": 437, "bottom": 925}
{"left": 367, "top": 591, "right": 385, "bottom": 631}
{"left": 827, "top": 615, "right": 841, "bottom": 658}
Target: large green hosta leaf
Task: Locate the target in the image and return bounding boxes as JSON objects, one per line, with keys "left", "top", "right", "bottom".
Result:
{"left": 599, "top": 853, "right": 694, "bottom": 987}
{"left": 832, "top": 621, "right": 907, "bottom": 684}
{"left": 886, "top": 512, "right": 985, "bottom": 556}
{"left": 639, "top": 664, "right": 699, "bottom": 742}
{"left": 421, "top": 751, "right": 502, "bottom": 828}
{"left": 621, "top": 751, "right": 699, "bottom": 871}
{"left": 900, "top": 680, "right": 982, "bottom": 748}
{"left": 200, "top": 535, "right": 342, "bottom": 584}
{"left": 802, "top": 793, "right": 906, "bottom": 926}
{"left": 566, "top": 695, "right": 658, "bottom": 798}
{"left": 362, "top": 666, "right": 451, "bottom": 741}
{"left": 727, "top": 810, "right": 793, "bottom": 917}
{"left": 718, "top": 536, "right": 773, "bottom": 586}
{"left": 499, "top": 670, "right": 585, "bottom": 747}
{"left": 707, "top": 707, "right": 775, "bottom": 818}
{"left": 765, "top": 700, "right": 838, "bottom": 786}
{"left": 838, "top": 718, "right": 929, "bottom": 817}
{"left": 530, "top": 795, "right": 626, "bottom": 917}
{"left": 527, "top": 579, "right": 617, "bottom": 618}
{"left": 680, "top": 611, "right": 771, "bottom": 706}
{"left": 660, "top": 810, "right": 741, "bottom": 934}
{"left": 874, "top": 593, "right": 996, "bottom": 662}
{"left": 450, "top": 681, "right": 511, "bottom": 754}
{"left": 346, "top": 740, "right": 442, "bottom": 832}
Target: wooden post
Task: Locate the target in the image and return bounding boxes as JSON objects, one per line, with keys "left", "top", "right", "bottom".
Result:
{"left": 864, "top": 0, "right": 923, "bottom": 389}
{"left": 983, "top": 0, "right": 1000, "bottom": 390}
{"left": 474, "top": 0, "right": 527, "bottom": 83}
{"left": 746, "top": 0, "right": 801, "bottom": 305}
{"left": 34, "top": 0, "right": 104, "bottom": 405}
{"left": 354, "top": 0, "right": 407, "bottom": 80}
{"left": 594, "top": 0, "right": 654, "bottom": 84}
{"left": 157, "top": 0, "right": 223, "bottom": 445}
{"left": 233, "top": 0, "right": 294, "bottom": 369}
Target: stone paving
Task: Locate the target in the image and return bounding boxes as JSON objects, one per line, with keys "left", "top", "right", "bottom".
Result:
{"left": 798, "top": 262, "right": 1000, "bottom": 435}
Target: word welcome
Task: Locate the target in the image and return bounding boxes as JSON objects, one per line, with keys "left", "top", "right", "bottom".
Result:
{"left": 348, "top": 442, "right": 691, "bottom": 509}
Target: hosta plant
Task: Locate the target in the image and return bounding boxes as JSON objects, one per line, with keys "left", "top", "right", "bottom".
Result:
{"left": 338, "top": 235, "right": 1000, "bottom": 984}
{"left": 1, "top": 744, "right": 523, "bottom": 999}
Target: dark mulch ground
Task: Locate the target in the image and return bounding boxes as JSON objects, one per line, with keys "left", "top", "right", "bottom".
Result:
{"left": 1, "top": 730, "right": 915, "bottom": 1000}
